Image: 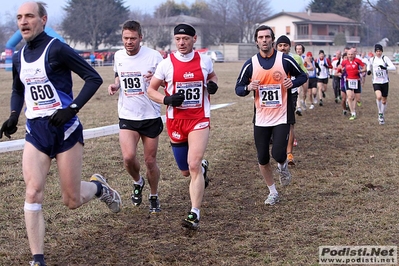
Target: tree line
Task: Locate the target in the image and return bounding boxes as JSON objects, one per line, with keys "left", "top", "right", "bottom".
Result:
{"left": 0, "top": 0, "right": 398, "bottom": 54}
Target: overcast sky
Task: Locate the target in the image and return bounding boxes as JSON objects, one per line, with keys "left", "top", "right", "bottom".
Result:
{"left": 1, "top": 0, "right": 311, "bottom": 24}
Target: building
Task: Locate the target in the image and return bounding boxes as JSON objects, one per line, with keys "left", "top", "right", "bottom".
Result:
{"left": 260, "top": 10, "right": 361, "bottom": 46}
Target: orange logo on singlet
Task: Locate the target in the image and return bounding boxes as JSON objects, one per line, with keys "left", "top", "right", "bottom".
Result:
{"left": 272, "top": 71, "right": 283, "bottom": 82}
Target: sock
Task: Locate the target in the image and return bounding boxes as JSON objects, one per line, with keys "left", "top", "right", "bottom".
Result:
{"left": 381, "top": 102, "right": 386, "bottom": 114}
{"left": 191, "top": 207, "right": 200, "bottom": 220}
{"left": 92, "top": 181, "right": 103, "bottom": 197}
{"left": 268, "top": 184, "right": 278, "bottom": 195}
{"left": 376, "top": 99, "right": 382, "bottom": 113}
{"left": 134, "top": 176, "right": 144, "bottom": 186}
{"left": 149, "top": 194, "right": 158, "bottom": 198}
{"left": 33, "top": 254, "right": 45, "bottom": 265}
{"left": 351, "top": 112, "right": 356, "bottom": 116}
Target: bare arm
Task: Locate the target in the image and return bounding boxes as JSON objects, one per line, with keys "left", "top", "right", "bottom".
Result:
{"left": 147, "top": 77, "right": 166, "bottom": 104}
{"left": 108, "top": 76, "right": 120, "bottom": 95}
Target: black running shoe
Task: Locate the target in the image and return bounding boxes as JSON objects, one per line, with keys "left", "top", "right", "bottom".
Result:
{"left": 149, "top": 195, "right": 161, "bottom": 213}
{"left": 131, "top": 178, "right": 145, "bottom": 206}
{"left": 181, "top": 211, "right": 199, "bottom": 230}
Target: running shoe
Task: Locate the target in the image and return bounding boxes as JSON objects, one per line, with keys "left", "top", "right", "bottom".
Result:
{"left": 349, "top": 115, "right": 356, "bottom": 121}
{"left": 30, "top": 262, "right": 45, "bottom": 266}
{"left": 90, "top": 174, "right": 121, "bottom": 213}
{"left": 378, "top": 114, "right": 385, "bottom": 125}
{"left": 181, "top": 211, "right": 199, "bottom": 230}
{"left": 264, "top": 193, "right": 280, "bottom": 205}
{"left": 132, "top": 178, "right": 145, "bottom": 206}
{"left": 202, "top": 159, "right": 209, "bottom": 188}
{"left": 335, "top": 97, "right": 340, "bottom": 103}
{"left": 319, "top": 99, "right": 323, "bottom": 106}
{"left": 293, "top": 139, "right": 298, "bottom": 147}
{"left": 357, "top": 101, "right": 362, "bottom": 107}
{"left": 295, "top": 107, "right": 302, "bottom": 116}
{"left": 149, "top": 195, "right": 161, "bottom": 213}
{"left": 342, "top": 110, "right": 347, "bottom": 116}
{"left": 322, "top": 91, "right": 326, "bottom": 98}
{"left": 309, "top": 104, "right": 315, "bottom": 110}
{"left": 277, "top": 164, "right": 292, "bottom": 186}
{"left": 287, "top": 153, "right": 295, "bottom": 166}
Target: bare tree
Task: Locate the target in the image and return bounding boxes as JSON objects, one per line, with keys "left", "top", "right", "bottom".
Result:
{"left": 365, "top": 0, "right": 399, "bottom": 31}
{"left": 231, "top": 0, "right": 272, "bottom": 43}
{"left": 206, "top": 0, "right": 239, "bottom": 44}
{"left": 61, "top": 0, "right": 129, "bottom": 51}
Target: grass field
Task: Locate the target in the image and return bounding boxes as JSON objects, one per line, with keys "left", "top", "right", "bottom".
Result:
{"left": 1, "top": 61, "right": 399, "bottom": 265}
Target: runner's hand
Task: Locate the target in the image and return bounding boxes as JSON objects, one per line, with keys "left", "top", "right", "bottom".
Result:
{"left": 207, "top": 80, "right": 218, "bottom": 94}
{"left": 163, "top": 92, "right": 185, "bottom": 107}
{"left": 0, "top": 112, "right": 18, "bottom": 139}
{"left": 49, "top": 107, "right": 78, "bottom": 127}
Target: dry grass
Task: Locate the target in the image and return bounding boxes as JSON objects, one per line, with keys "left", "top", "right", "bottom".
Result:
{"left": 1, "top": 61, "right": 399, "bottom": 265}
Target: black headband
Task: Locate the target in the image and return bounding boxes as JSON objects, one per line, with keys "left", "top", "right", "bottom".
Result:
{"left": 174, "top": 24, "right": 196, "bottom": 36}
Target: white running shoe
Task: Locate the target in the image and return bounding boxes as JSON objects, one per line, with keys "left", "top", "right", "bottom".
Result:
{"left": 265, "top": 193, "right": 280, "bottom": 205}
{"left": 277, "top": 163, "right": 292, "bottom": 186}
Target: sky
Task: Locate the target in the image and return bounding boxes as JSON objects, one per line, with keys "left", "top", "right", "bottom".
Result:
{"left": 1, "top": 0, "right": 312, "bottom": 25}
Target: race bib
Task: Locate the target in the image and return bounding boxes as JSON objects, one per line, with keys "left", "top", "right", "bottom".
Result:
{"left": 347, "top": 79, "right": 358, "bottom": 89}
{"left": 259, "top": 84, "right": 282, "bottom": 108}
{"left": 176, "top": 81, "right": 203, "bottom": 109}
{"left": 25, "top": 76, "right": 61, "bottom": 112}
{"left": 374, "top": 69, "right": 386, "bottom": 83}
{"left": 120, "top": 71, "right": 145, "bottom": 97}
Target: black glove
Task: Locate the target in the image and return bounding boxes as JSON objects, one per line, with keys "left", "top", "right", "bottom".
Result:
{"left": 379, "top": 65, "right": 387, "bottom": 70}
{"left": 0, "top": 112, "right": 19, "bottom": 139}
{"left": 49, "top": 106, "right": 78, "bottom": 127}
{"left": 206, "top": 80, "right": 218, "bottom": 94}
{"left": 367, "top": 70, "right": 371, "bottom": 75}
{"left": 163, "top": 92, "right": 185, "bottom": 107}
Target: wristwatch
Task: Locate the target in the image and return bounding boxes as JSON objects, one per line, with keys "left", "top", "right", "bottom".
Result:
{"left": 69, "top": 103, "right": 80, "bottom": 113}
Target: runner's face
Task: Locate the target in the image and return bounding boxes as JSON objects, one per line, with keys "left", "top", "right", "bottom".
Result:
{"left": 277, "top": 43, "right": 290, "bottom": 54}
{"left": 17, "top": 2, "right": 46, "bottom": 42}
{"left": 296, "top": 46, "right": 303, "bottom": 55}
{"left": 256, "top": 30, "right": 274, "bottom": 55}
{"left": 347, "top": 50, "right": 355, "bottom": 60}
{"left": 122, "top": 29, "right": 142, "bottom": 56}
{"left": 174, "top": 34, "right": 197, "bottom": 54}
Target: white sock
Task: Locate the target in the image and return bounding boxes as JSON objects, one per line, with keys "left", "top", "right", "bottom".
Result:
{"left": 376, "top": 99, "right": 382, "bottom": 113}
{"left": 268, "top": 184, "right": 278, "bottom": 195}
{"left": 381, "top": 102, "right": 387, "bottom": 114}
{"left": 134, "top": 176, "right": 144, "bottom": 186}
{"left": 191, "top": 207, "right": 200, "bottom": 220}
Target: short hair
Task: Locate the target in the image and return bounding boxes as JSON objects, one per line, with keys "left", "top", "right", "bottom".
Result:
{"left": 295, "top": 44, "right": 305, "bottom": 53}
{"left": 254, "top": 25, "right": 275, "bottom": 42}
{"left": 37, "top": 1, "right": 48, "bottom": 18}
{"left": 121, "top": 20, "right": 142, "bottom": 36}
